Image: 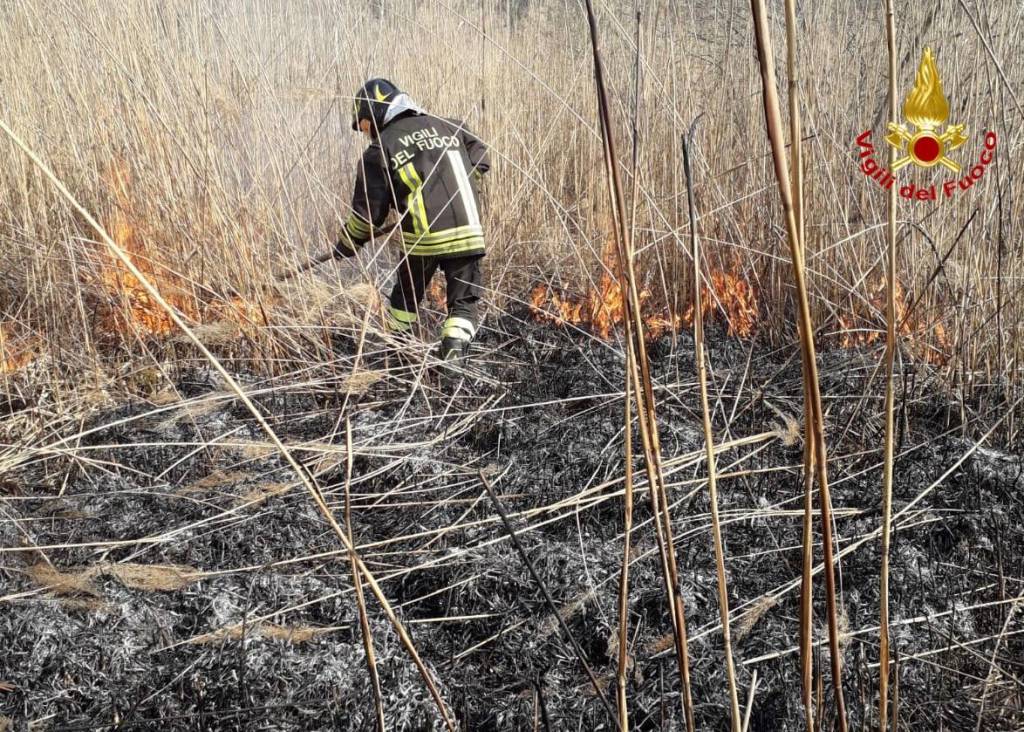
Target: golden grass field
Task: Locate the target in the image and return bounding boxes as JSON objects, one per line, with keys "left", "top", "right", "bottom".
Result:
{"left": 1, "top": 0, "right": 1019, "bottom": 385}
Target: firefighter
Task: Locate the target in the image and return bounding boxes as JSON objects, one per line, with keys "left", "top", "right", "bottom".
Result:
{"left": 335, "top": 78, "right": 491, "bottom": 361}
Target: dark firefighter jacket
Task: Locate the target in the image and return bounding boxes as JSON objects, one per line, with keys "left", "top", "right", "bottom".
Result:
{"left": 338, "top": 113, "right": 490, "bottom": 259}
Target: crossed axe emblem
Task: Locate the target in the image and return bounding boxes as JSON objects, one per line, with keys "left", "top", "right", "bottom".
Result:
{"left": 885, "top": 122, "right": 968, "bottom": 173}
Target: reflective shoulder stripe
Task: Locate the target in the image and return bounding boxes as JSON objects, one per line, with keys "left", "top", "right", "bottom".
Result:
{"left": 398, "top": 163, "right": 430, "bottom": 236}
{"left": 446, "top": 150, "right": 480, "bottom": 227}
{"left": 396, "top": 166, "right": 419, "bottom": 235}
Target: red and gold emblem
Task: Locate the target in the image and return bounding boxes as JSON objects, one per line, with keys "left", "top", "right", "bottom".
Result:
{"left": 885, "top": 47, "right": 968, "bottom": 172}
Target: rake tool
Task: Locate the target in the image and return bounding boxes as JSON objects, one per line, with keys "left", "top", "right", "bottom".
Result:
{"left": 275, "top": 223, "right": 400, "bottom": 282}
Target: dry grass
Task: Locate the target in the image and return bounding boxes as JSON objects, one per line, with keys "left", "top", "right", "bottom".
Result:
{"left": 191, "top": 622, "right": 337, "bottom": 645}
{"left": 28, "top": 561, "right": 200, "bottom": 594}
{"left": 734, "top": 594, "right": 779, "bottom": 642}
{"left": 103, "top": 562, "right": 198, "bottom": 592}
{"left": 178, "top": 469, "right": 259, "bottom": 494}
{"left": 342, "top": 369, "right": 385, "bottom": 394}
{"left": 0, "top": 0, "right": 1018, "bottom": 399}
{"left": 235, "top": 482, "right": 292, "bottom": 507}
{"left": 27, "top": 563, "right": 99, "bottom": 596}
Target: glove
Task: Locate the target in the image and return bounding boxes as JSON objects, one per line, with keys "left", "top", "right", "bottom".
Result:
{"left": 334, "top": 236, "right": 360, "bottom": 259}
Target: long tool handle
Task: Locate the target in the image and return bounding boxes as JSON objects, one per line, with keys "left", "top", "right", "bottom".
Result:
{"left": 277, "top": 223, "right": 400, "bottom": 282}
{"left": 277, "top": 250, "right": 335, "bottom": 282}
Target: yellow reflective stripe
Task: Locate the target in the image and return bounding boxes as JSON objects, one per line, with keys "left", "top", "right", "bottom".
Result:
{"left": 396, "top": 166, "right": 417, "bottom": 234}
{"left": 398, "top": 163, "right": 429, "bottom": 236}
{"left": 441, "top": 317, "right": 475, "bottom": 341}
{"left": 346, "top": 214, "right": 371, "bottom": 237}
{"left": 402, "top": 236, "right": 485, "bottom": 257}
{"left": 401, "top": 225, "right": 483, "bottom": 245}
{"left": 407, "top": 165, "right": 430, "bottom": 234}
{"left": 388, "top": 307, "right": 418, "bottom": 324}
{"left": 386, "top": 306, "right": 417, "bottom": 332}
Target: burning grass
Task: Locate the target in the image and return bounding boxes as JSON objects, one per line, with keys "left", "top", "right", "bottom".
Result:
{"left": 0, "top": 323, "right": 34, "bottom": 375}
{"left": 97, "top": 160, "right": 200, "bottom": 337}
{"left": 83, "top": 158, "right": 279, "bottom": 356}
{"left": 837, "top": 277, "right": 951, "bottom": 364}
{"left": 528, "top": 245, "right": 759, "bottom": 340}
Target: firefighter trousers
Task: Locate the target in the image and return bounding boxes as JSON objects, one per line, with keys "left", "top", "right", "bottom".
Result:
{"left": 386, "top": 254, "right": 483, "bottom": 343}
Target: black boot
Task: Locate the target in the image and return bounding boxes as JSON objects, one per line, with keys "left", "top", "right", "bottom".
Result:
{"left": 438, "top": 336, "right": 469, "bottom": 361}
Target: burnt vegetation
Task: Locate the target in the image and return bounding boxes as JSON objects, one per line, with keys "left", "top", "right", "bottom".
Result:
{"left": 2, "top": 1, "right": 1024, "bottom": 731}
{"left": 2, "top": 315, "right": 1022, "bottom": 730}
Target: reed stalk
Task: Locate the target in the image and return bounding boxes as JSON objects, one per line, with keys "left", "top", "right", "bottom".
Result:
{"left": 891, "top": 647, "right": 900, "bottom": 731}
{"left": 616, "top": 363, "right": 635, "bottom": 730}
{"left": 784, "top": 0, "right": 805, "bottom": 256}
{"left": 682, "top": 128, "right": 742, "bottom": 731}
{"left": 746, "top": 3, "right": 848, "bottom": 728}
{"left": 782, "top": 3, "right": 814, "bottom": 728}
{"left": 582, "top": 1, "right": 694, "bottom": 727}
{"left": 879, "top": 3, "right": 899, "bottom": 729}
{"left": 345, "top": 420, "right": 385, "bottom": 732}
{"left": 615, "top": 12, "right": 644, "bottom": 729}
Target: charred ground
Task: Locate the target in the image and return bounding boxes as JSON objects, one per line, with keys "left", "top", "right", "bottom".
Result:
{"left": 1, "top": 313, "right": 1022, "bottom": 731}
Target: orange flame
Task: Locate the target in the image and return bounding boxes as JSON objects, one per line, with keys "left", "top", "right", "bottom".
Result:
{"left": 837, "top": 279, "right": 950, "bottom": 364}
{"left": 0, "top": 323, "right": 34, "bottom": 374}
{"left": 96, "top": 159, "right": 273, "bottom": 344}
{"left": 529, "top": 243, "right": 758, "bottom": 340}
{"left": 528, "top": 242, "right": 637, "bottom": 339}
{"left": 98, "top": 160, "right": 198, "bottom": 336}
{"left": 683, "top": 269, "right": 760, "bottom": 339}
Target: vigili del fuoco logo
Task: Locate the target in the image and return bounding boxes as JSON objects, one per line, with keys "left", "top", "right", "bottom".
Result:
{"left": 855, "top": 47, "right": 997, "bottom": 202}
